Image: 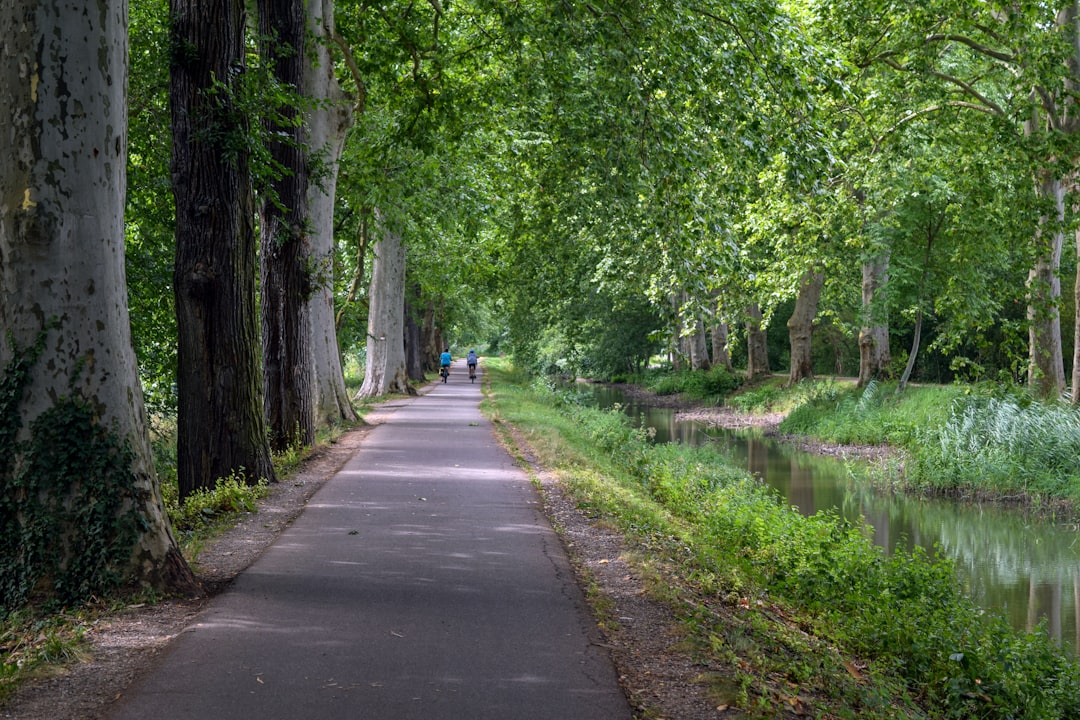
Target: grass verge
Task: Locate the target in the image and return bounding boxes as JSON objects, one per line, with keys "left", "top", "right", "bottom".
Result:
{"left": 483, "top": 359, "right": 1080, "bottom": 719}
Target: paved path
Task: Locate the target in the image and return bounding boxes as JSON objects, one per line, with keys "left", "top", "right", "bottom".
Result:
{"left": 108, "top": 361, "right": 632, "bottom": 720}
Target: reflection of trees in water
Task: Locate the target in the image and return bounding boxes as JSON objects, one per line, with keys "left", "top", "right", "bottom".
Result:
{"left": 581, "top": 384, "right": 1080, "bottom": 651}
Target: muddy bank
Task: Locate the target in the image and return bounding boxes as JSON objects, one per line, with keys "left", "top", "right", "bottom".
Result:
{"left": 605, "top": 382, "right": 894, "bottom": 463}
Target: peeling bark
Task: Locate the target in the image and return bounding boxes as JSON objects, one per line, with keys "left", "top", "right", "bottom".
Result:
{"left": 1, "top": 0, "right": 196, "bottom": 596}
{"left": 306, "top": 0, "right": 358, "bottom": 425}
{"left": 787, "top": 271, "right": 824, "bottom": 386}
{"left": 356, "top": 214, "right": 411, "bottom": 397}
{"left": 858, "top": 253, "right": 892, "bottom": 387}
{"left": 746, "top": 303, "right": 770, "bottom": 379}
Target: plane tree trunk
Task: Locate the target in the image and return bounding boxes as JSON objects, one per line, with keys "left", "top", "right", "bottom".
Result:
{"left": 0, "top": 0, "right": 197, "bottom": 604}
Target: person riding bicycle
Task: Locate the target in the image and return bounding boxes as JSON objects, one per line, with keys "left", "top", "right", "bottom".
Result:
{"left": 440, "top": 348, "right": 452, "bottom": 372}
{"left": 466, "top": 349, "right": 478, "bottom": 376}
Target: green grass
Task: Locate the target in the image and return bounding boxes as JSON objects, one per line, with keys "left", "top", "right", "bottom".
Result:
{"left": 778, "top": 379, "right": 1080, "bottom": 505}
{"left": 484, "top": 363, "right": 1080, "bottom": 719}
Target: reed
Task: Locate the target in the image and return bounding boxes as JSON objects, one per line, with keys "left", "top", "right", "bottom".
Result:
{"left": 911, "top": 396, "right": 1080, "bottom": 500}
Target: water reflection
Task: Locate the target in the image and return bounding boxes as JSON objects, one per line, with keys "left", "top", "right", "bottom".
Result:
{"left": 578, "top": 383, "right": 1080, "bottom": 653}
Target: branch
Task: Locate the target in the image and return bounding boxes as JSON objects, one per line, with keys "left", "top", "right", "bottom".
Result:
{"left": 331, "top": 32, "right": 367, "bottom": 116}
{"left": 873, "top": 101, "right": 1003, "bottom": 154}
{"left": 924, "top": 33, "right": 1016, "bottom": 63}
{"left": 929, "top": 69, "right": 1006, "bottom": 117}
{"left": 880, "top": 57, "right": 1007, "bottom": 118}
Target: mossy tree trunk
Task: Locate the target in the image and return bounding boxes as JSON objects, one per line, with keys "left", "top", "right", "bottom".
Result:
{"left": 170, "top": 0, "right": 275, "bottom": 500}
{"left": 0, "top": 0, "right": 197, "bottom": 603}
{"left": 259, "top": 0, "right": 315, "bottom": 453}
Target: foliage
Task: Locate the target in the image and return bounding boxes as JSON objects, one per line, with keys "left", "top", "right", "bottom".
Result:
{"left": 642, "top": 365, "right": 742, "bottom": 402}
{"left": 162, "top": 472, "right": 270, "bottom": 537}
{"left": 909, "top": 395, "right": 1080, "bottom": 501}
{"left": 780, "top": 381, "right": 963, "bottom": 446}
{"left": 0, "top": 333, "right": 145, "bottom": 611}
{"left": 487, "top": 364, "right": 1080, "bottom": 718}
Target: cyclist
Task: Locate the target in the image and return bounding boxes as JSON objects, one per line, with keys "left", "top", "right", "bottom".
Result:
{"left": 439, "top": 348, "right": 452, "bottom": 382}
{"left": 466, "top": 349, "right": 478, "bottom": 379}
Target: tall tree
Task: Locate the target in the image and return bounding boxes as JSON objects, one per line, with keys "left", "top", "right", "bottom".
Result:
{"left": 0, "top": 0, "right": 196, "bottom": 604}
{"left": 788, "top": 271, "right": 825, "bottom": 385}
{"left": 307, "top": 0, "right": 358, "bottom": 426}
{"left": 258, "top": 0, "right": 315, "bottom": 452}
{"left": 356, "top": 213, "right": 411, "bottom": 397}
{"left": 170, "top": 0, "right": 276, "bottom": 499}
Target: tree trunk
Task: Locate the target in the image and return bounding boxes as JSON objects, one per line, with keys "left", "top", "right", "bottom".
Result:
{"left": 787, "top": 271, "right": 824, "bottom": 386}
{"left": 1027, "top": 172, "right": 1066, "bottom": 399}
{"left": 404, "top": 296, "right": 425, "bottom": 382}
{"left": 259, "top": 0, "right": 315, "bottom": 453}
{"left": 746, "top": 303, "right": 770, "bottom": 379}
{"left": 684, "top": 292, "right": 710, "bottom": 371}
{"left": 688, "top": 318, "right": 711, "bottom": 371}
{"left": 306, "top": 0, "right": 358, "bottom": 426}
{"left": 858, "top": 252, "right": 892, "bottom": 386}
{"left": 0, "top": 0, "right": 197, "bottom": 602}
{"left": 1074, "top": 226, "right": 1080, "bottom": 405}
{"left": 709, "top": 297, "right": 732, "bottom": 370}
{"left": 669, "top": 294, "right": 683, "bottom": 371}
{"left": 171, "top": 0, "right": 275, "bottom": 499}
{"left": 356, "top": 213, "right": 412, "bottom": 397}
{"left": 421, "top": 300, "right": 440, "bottom": 372}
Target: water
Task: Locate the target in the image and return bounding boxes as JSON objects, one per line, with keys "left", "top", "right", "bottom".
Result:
{"left": 579, "top": 383, "right": 1080, "bottom": 653}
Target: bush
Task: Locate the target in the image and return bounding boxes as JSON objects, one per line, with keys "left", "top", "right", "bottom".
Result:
{"left": 163, "top": 473, "right": 270, "bottom": 534}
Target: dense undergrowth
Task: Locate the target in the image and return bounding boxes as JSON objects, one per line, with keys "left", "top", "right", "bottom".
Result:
{"left": 779, "top": 380, "right": 1080, "bottom": 506}
{"left": 484, "top": 360, "right": 1080, "bottom": 719}
{"left": 631, "top": 366, "right": 1080, "bottom": 508}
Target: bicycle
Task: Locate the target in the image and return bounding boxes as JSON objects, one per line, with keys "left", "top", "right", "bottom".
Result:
{"left": 468, "top": 364, "right": 477, "bottom": 383}
{"left": 440, "top": 365, "right": 449, "bottom": 383}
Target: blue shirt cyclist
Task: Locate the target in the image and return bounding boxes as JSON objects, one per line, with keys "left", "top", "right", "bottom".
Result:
{"left": 440, "top": 349, "right": 452, "bottom": 368}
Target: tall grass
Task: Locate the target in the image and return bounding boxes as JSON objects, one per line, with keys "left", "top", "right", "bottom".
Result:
{"left": 781, "top": 381, "right": 967, "bottom": 446}
{"left": 909, "top": 396, "right": 1080, "bottom": 500}
{"left": 488, "top": 367, "right": 1080, "bottom": 719}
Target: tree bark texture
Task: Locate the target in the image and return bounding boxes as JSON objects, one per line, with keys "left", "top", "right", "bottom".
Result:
{"left": 683, "top": 293, "right": 710, "bottom": 371}
{"left": 787, "top": 271, "right": 824, "bottom": 385}
{"left": 689, "top": 320, "right": 710, "bottom": 371}
{"left": 259, "top": 0, "right": 315, "bottom": 452}
{"left": 404, "top": 297, "right": 425, "bottom": 382}
{"left": 858, "top": 253, "right": 892, "bottom": 387}
{"left": 1026, "top": 172, "right": 1067, "bottom": 399}
{"left": 0, "top": 0, "right": 196, "bottom": 598}
{"left": 710, "top": 296, "right": 732, "bottom": 370}
{"left": 170, "top": 0, "right": 275, "bottom": 499}
{"left": 422, "top": 301, "right": 440, "bottom": 372}
{"left": 1074, "top": 227, "right": 1080, "bottom": 404}
{"left": 356, "top": 214, "right": 411, "bottom": 397}
{"left": 745, "top": 303, "right": 770, "bottom": 379}
{"left": 306, "top": 0, "right": 357, "bottom": 426}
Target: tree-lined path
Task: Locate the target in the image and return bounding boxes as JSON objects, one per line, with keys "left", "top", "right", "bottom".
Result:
{"left": 107, "top": 362, "right": 630, "bottom": 720}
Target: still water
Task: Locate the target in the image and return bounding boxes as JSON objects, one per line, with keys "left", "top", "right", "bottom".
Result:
{"left": 580, "top": 383, "right": 1080, "bottom": 654}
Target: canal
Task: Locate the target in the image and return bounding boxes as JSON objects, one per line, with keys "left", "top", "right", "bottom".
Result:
{"left": 579, "top": 383, "right": 1080, "bottom": 654}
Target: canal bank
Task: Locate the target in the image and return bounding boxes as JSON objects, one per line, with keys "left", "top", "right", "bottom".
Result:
{"left": 489, "top": 366, "right": 1080, "bottom": 719}
{"left": 575, "top": 381, "right": 1080, "bottom": 655}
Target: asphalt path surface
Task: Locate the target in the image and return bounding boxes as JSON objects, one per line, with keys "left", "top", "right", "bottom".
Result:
{"left": 108, "top": 361, "right": 632, "bottom": 720}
